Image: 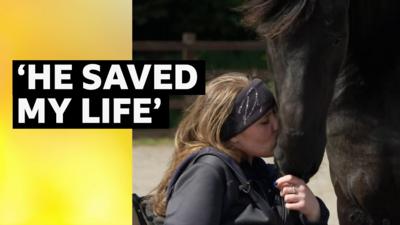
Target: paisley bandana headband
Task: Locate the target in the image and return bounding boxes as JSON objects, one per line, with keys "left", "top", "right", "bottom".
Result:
{"left": 220, "top": 78, "right": 276, "bottom": 141}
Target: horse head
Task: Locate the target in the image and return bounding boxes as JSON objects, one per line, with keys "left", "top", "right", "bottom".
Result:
{"left": 242, "top": 0, "right": 349, "bottom": 181}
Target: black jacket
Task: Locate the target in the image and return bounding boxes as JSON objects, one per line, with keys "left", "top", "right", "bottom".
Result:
{"left": 165, "top": 151, "right": 329, "bottom": 225}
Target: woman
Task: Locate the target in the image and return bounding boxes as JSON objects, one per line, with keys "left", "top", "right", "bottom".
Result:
{"left": 150, "top": 73, "right": 329, "bottom": 225}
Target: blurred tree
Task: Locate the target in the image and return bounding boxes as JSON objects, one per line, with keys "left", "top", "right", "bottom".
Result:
{"left": 133, "top": 0, "right": 257, "bottom": 40}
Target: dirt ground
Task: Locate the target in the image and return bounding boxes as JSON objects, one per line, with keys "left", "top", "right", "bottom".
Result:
{"left": 133, "top": 144, "right": 339, "bottom": 225}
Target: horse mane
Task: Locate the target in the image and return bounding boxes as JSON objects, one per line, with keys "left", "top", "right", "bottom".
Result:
{"left": 240, "top": 0, "right": 316, "bottom": 39}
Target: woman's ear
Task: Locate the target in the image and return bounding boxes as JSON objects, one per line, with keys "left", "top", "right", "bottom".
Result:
{"left": 230, "top": 136, "right": 239, "bottom": 143}
{"left": 229, "top": 135, "right": 243, "bottom": 150}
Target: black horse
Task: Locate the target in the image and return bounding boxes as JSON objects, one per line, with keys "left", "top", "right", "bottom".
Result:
{"left": 242, "top": 0, "right": 400, "bottom": 224}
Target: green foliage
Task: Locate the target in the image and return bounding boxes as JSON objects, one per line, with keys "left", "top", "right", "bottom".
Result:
{"left": 169, "top": 109, "right": 183, "bottom": 128}
{"left": 134, "top": 0, "right": 257, "bottom": 40}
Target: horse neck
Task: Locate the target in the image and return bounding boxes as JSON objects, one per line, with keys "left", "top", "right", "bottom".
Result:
{"left": 331, "top": 1, "right": 400, "bottom": 127}
{"left": 348, "top": 0, "right": 400, "bottom": 53}
{"left": 345, "top": 0, "right": 400, "bottom": 84}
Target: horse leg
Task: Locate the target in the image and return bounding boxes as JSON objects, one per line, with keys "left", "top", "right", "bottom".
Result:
{"left": 330, "top": 168, "right": 374, "bottom": 225}
{"left": 327, "top": 110, "right": 400, "bottom": 225}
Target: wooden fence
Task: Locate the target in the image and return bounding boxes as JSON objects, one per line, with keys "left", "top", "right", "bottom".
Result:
{"left": 134, "top": 32, "right": 266, "bottom": 60}
{"left": 134, "top": 32, "right": 270, "bottom": 110}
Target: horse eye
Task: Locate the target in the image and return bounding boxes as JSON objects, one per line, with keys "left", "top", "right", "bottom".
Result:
{"left": 324, "top": 19, "right": 333, "bottom": 26}
{"left": 333, "top": 38, "right": 342, "bottom": 46}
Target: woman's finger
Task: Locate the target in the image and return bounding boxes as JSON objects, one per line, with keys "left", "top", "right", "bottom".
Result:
{"left": 285, "top": 201, "right": 306, "bottom": 211}
{"left": 283, "top": 194, "right": 301, "bottom": 203}
{"left": 280, "top": 185, "right": 299, "bottom": 196}
{"left": 275, "top": 175, "right": 305, "bottom": 189}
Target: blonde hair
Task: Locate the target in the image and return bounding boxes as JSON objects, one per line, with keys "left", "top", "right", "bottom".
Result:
{"left": 151, "top": 73, "right": 252, "bottom": 216}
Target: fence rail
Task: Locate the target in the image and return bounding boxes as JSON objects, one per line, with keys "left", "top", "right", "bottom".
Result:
{"left": 134, "top": 33, "right": 269, "bottom": 112}
{"left": 134, "top": 41, "right": 265, "bottom": 52}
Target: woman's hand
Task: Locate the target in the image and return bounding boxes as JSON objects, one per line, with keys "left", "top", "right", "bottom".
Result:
{"left": 275, "top": 175, "right": 321, "bottom": 222}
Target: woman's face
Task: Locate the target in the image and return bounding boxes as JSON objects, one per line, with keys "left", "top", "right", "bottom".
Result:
{"left": 231, "top": 110, "right": 279, "bottom": 158}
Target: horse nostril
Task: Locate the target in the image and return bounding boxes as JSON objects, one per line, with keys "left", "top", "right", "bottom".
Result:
{"left": 349, "top": 213, "right": 359, "bottom": 223}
